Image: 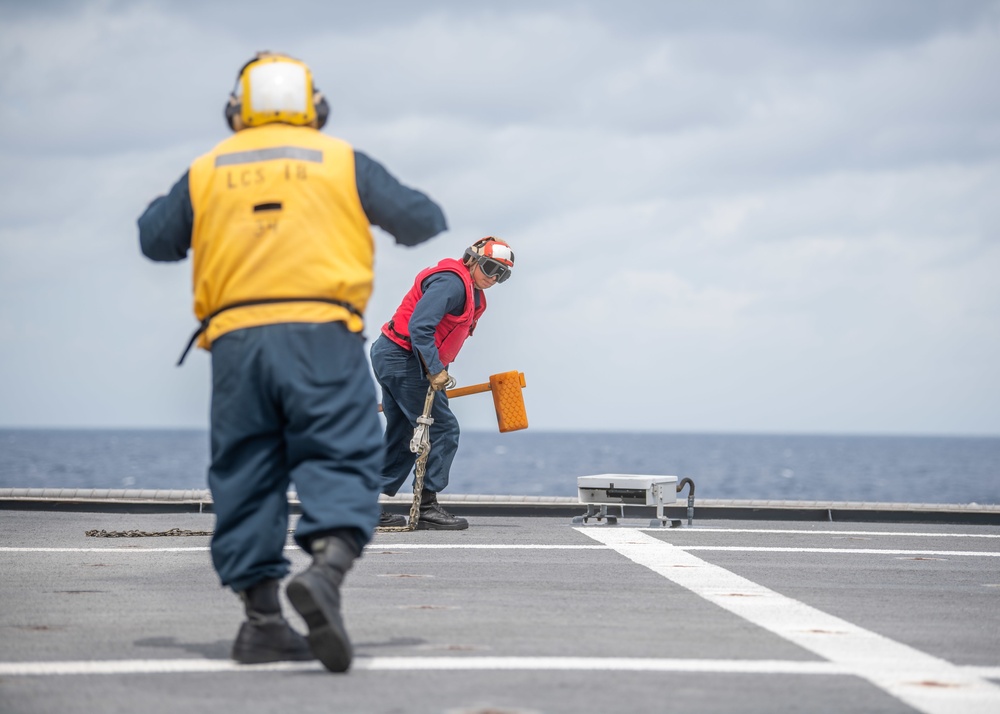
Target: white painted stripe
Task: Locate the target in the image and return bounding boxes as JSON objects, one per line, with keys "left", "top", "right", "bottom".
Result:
{"left": 964, "top": 666, "right": 1000, "bottom": 679}
{"left": 359, "top": 656, "right": 846, "bottom": 673}
{"left": 680, "top": 546, "right": 1000, "bottom": 557}
{"left": 3, "top": 544, "right": 997, "bottom": 558}
{"left": 0, "top": 657, "right": 852, "bottom": 677}
{"left": 0, "top": 659, "right": 265, "bottom": 675}
{"left": 641, "top": 527, "right": 1000, "bottom": 539}
{"left": 1, "top": 656, "right": 997, "bottom": 678}
{"left": 0, "top": 545, "right": 605, "bottom": 554}
{"left": 578, "top": 527, "right": 1000, "bottom": 714}
{"left": 0, "top": 547, "right": 211, "bottom": 553}
{"left": 369, "top": 544, "right": 606, "bottom": 549}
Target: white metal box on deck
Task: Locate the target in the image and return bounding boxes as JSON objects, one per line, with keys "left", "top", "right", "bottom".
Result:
{"left": 577, "top": 474, "right": 678, "bottom": 506}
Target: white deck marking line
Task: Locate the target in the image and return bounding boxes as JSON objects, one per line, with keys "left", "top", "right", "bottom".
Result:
{"left": 367, "top": 544, "right": 605, "bottom": 549}
{"left": 0, "top": 545, "right": 605, "bottom": 554}
{"left": 357, "top": 656, "right": 844, "bottom": 673}
{"left": 681, "top": 546, "right": 1000, "bottom": 557}
{"left": 964, "top": 666, "right": 1000, "bottom": 679}
{"left": 3, "top": 544, "right": 997, "bottom": 558}
{"left": 638, "top": 528, "right": 1000, "bottom": 539}
{"left": 0, "top": 657, "right": 861, "bottom": 676}
{"left": 579, "top": 527, "right": 1000, "bottom": 714}
{"left": 1, "top": 657, "right": 997, "bottom": 678}
{"left": 0, "top": 547, "right": 212, "bottom": 553}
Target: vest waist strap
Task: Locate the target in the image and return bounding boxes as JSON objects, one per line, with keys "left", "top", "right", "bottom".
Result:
{"left": 177, "top": 297, "right": 363, "bottom": 366}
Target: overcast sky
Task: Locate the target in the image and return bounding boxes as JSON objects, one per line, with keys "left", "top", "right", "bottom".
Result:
{"left": 1, "top": 0, "right": 998, "bottom": 435}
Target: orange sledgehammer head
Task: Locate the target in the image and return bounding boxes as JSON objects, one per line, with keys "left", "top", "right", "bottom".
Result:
{"left": 443, "top": 371, "right": 528, "bottom": 432}
{"left": 488, "top": 371, "right": 528, "bottom": 432}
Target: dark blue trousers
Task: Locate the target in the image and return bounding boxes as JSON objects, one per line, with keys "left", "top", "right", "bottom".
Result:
{"left": 369, "top": 334, "right": 459, "bottom": 496}
{"left": 208, "top": 322, "right": 383, "bottom": 592}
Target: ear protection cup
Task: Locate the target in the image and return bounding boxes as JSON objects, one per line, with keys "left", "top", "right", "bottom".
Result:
{"left": 224, "top": 54, "right": 260, "bottom": 132}
{"left": 224, "top": 94, "right": 241, "bottom": 131}
{"left": 314, "top": 90, "right": 329, "bottom": 130}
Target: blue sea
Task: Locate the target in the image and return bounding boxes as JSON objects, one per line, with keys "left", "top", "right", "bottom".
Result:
{"left": 1, "top": 429, "right": 998, "bottom": 505}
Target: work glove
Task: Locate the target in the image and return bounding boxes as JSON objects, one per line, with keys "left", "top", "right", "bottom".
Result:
{"left": 428, "top": 369, "right": 451, "bottom": 391}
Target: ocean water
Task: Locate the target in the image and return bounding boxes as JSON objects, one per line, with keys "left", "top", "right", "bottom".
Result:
{"left": 1, "top": 429, "right": 998, "bottom": 505}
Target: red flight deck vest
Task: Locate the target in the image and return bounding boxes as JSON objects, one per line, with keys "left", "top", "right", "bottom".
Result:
{"left": 381, "top": 258, "right": 486, "bottom": 367}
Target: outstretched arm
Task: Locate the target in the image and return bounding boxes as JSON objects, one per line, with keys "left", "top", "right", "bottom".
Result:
{"left": 354, "top": 151, "right": 447, "bottom": 247}
{"left": 137, "top": 171, "right": 194, "bottom": 262}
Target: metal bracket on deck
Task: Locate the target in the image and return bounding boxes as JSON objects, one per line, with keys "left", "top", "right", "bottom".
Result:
{"left": 572, "top": 503, "right": 624, "bottom": 525}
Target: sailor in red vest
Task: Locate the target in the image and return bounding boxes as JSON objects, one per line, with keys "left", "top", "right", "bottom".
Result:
{"left": 372, "top": 237, "right": 515, "bottom": 529}
{"left": 138, "top": 52, "right": 447, "bottom": 672}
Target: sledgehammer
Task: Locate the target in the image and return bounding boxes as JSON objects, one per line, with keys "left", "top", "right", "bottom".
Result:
{"left": 378, "top": 370, "right": 529, "bottom": 433}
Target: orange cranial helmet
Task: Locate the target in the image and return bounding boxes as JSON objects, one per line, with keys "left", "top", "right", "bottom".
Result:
{"left": 463, "top": 237, "right": 514, "bottom": 283}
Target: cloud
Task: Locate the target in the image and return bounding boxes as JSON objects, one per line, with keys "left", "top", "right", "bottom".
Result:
{"left": 0, "top": 1, "right": 998, "bottom": 434}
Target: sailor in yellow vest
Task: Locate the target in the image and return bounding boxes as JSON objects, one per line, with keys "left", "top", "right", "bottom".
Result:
{"left": 137, "top": 52, "right": 447, "bottom": 673}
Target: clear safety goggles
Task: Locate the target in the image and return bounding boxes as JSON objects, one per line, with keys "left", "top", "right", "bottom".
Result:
{"left": 478, "top": 256, "right": 512, "bottom": 283}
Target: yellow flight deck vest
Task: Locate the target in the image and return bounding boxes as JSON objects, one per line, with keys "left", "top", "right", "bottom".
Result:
{"left": 186, "top": 124, "right": 374, "bottom": 351}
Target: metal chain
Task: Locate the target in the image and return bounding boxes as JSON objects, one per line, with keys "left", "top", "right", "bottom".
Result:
{"left": 85, "top": 528, "right": 213, "bottom": 538}
{"left": 377, "top": 386, "right": 438, "bottom": 533}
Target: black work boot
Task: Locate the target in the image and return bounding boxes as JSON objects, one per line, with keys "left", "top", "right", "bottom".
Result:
{"left": 416, "top": 489, "right": 469, "bottom": 530}
{"left": 286, "top": 536, "right": 356, "bottom": 672}
{"left": 231, "top": 578, "right": 314, "bottom": 664}
{"left": 379, "top": 508, "right": 406, "bottom": 528}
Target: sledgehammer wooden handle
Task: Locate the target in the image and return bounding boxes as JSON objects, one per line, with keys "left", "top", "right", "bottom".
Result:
{"left": 446, "top": 372, "right": 526, "bottom": 398}
{"left": 377, "top": 372, "right": 526, "bottom": 412}
{"left": 377, "top": 381, "right": 488, "bottom": 412}
{"left": 445, "top": 371, "right": 526, "bottom": 398}
{"left": 445, "top": 382, "right": 492, "bottom": 398}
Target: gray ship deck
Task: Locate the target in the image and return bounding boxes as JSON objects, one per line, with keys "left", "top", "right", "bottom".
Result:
{"left": 2, "top": 493, "right": 999, "bottom": 714}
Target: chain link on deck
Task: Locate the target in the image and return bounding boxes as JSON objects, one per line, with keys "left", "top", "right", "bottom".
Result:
{"left": 85, "top": 528, "right": 213, "bottom": 538}
{"left": 377, "top": 385, "right": 440, "bottom": 533}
